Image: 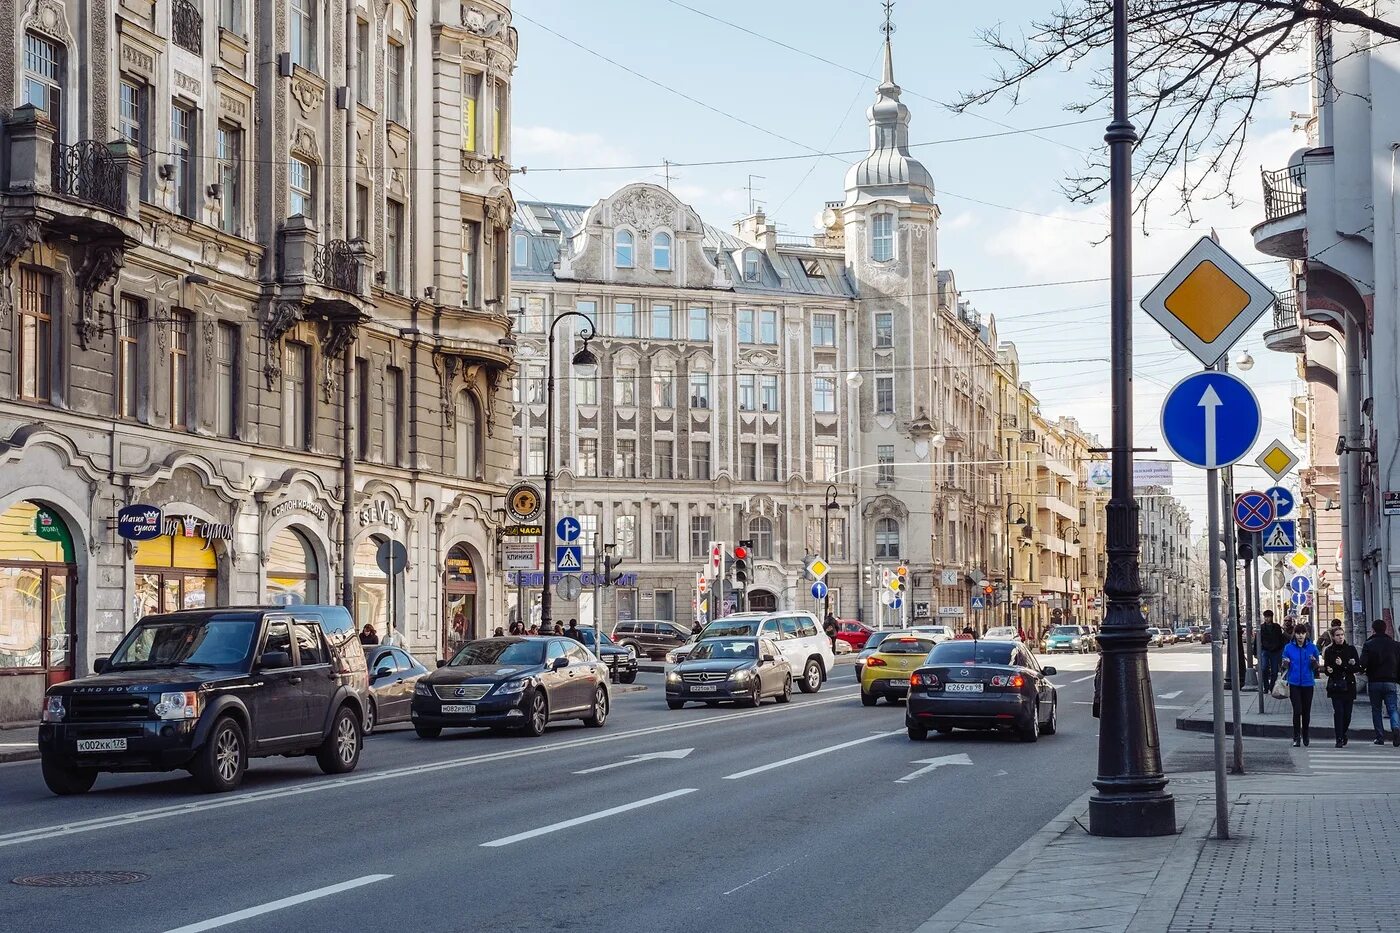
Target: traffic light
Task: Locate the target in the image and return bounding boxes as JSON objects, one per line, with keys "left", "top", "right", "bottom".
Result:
{"left": 733, "top": 540, "right": 752, "bottom": 587}
{"left": 602, "top": 552, "right": 623, "bottom": 586}
{"left": 863, "top": 565, "right": 873, "bottom": 588}
{"left": 894, "top": 565, "right": 908, "bottom": 595}
{"left": 983, "top": 583, "right": 995, "bottom": 603}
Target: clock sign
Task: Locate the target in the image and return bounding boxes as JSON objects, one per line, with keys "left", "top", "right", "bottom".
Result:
{"left": 506, "top": 482, "right": 543, "bottom": 523}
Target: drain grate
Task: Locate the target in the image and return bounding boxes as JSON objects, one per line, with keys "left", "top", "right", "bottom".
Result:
{"left": 12, "top": 871, "right": 149, "bottom": 888}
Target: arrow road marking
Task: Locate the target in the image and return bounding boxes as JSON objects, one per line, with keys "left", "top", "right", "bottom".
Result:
{"left": 1198, "top": 384, "right": 1222, "bottom": 468}
{"left": 572, "top": 748, "right": 694, "bottom": 775}
{"left": 894, "top": 753, "right": 973, "bottom": 784}
{"left": 1159, "top": 690, "right": 1183, "bottom": 700}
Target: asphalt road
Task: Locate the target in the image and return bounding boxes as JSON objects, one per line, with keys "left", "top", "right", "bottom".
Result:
{"left": 0, "top": 645, "right": 1217, "bottom": 933}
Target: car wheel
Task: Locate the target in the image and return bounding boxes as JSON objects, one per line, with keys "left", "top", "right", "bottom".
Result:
{"left": 776, "top": 675, "right": 792, "bottom": 703}
{"left": 743, "top": 682, "right": 762, "bottom": 708}
{"left": 584, "top": 686, "right": 609, "bottom": 728}
{"left": 861, "top": 690, "right": 878, "bottom": 707}
{"left": 1043, "top": 698, "right": 1058, "bottom": 735}
{"left": 362, "top": 700, "right": 377, "bottom": 736}
{"left": 799, "top": 659, "right": 822, "bottom": 694}
{"left": 1019, "top": 702, "right": 1041, "bottom": 743}
{"left": 620, "top": 670, "right": 637, "bottom": 684}
{"left": 316, "top": 705, "right": 362, "bottom": 774}
{"left": 415, "top": 724, "right": 442, "bottom": 739}
{"left": 667, "top": 699, "right": 685, "bottom": 710}
{"left": 41, "top": 757, "right": 97, "bottom": 796}
{"left": 521, "top": 691, "right": 548, "bottom": 737}
{"left": 192, "top": 716, "right": 246, "bottom": 793}
{"left": 907, "top": 723, "right": 929, "bottom": 741}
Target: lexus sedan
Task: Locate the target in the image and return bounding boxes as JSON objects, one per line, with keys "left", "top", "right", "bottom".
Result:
{"left": 906, "top": 639, "right": 1058, "bottom": 742}
{"left": 666, "top": 636, "right": 793, "bottom": 708}
{"left": 363, "top": 644, "right": 429, "bottom": 734}
{"left": 411, "top": 637, "right": 609, "bottom": 738}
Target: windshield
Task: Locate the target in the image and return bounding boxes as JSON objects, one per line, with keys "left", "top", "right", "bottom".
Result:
{"left": 927, "top": 642, "right": 1016, "bottom": 665}
{"left": 108, "top": 618, "right": 257, "bottom": 670}
{"left": 879, "top": 637, "right": 935, "bottom": 655}
{"left": 1050, "top": 627, "right": 1080, "bottom": 636}
{"left": 863, "top": 632, "right": 892, "bottom": 651}
{"left": 691, "top": 638, "right": 757, "bottom": 661}
{"left": 448, "top": 640, "right": 546, "bottom": 667}
{"left": 576, "top": 629, "right": 615, "bottom": 648}
{"left": 701, "top": 619, "right": 759, "bottom": 638}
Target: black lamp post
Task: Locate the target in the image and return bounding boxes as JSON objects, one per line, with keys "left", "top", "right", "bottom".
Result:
{"left": 1090, "top": 0, "right": 1175, "bottom": 837}
{"left": 539, "top": 311, "right": 598, "bottom": 633}
{"left": 1059, "top": 521, "right": 1081, "bottom": 624}
{"left": 1005, "top": 503, "right": 1027, "bottom": 630}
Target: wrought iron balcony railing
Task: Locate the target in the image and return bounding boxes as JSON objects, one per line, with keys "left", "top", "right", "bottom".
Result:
{"left": 172, "top": 0, "right": 203, "bottom": 53}
{"left": 1273, "top": 290, "right": 1299, "bottom": 331}
{"left": 312, "top": 239, "right": 360, "bottom": 294}
{"left": 51, "top": 140, "right": 125, "bottom": 213}
{"left": 1260, "top": 164, "right": 1306, "bottom": 222}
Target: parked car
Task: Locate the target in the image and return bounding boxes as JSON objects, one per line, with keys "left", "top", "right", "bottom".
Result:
{"left": 835, "top": 619, "right": 876, "bottom": 651}
{"left": 666, "top": 637, "right": 793, "bottom": 708}
{"left": 854, "top": 630, "right": 895, "bottom": 680}
{"left": 667, "top": 612, "right": 834, "bottom": 692}
{"left": 363, "top": 644, "right": 429, "bottom": 734}
{"left": 861, "top": 634, "right": 938, "bottom": 706}
{"left": 574, "top": 627, "right": 639, "bottom": 683}
{"left": 1197, "top": 626, "right": 1212, "bottom": 645}
{"left": 906, "top": 639, "right": 1059, "bottom": 742}
{"left": 908, "top": 624, "right": 955, "bottom": 644}
{"left": 1146, "top": 628, "right": 1166, "bottom": 647}
{"left": 982, "top": 626, "right": 1020, "bottom": 640}
{"left": 611, "top": 620, "right": 694, "bottom": 660}
{"left": 1044, "top": 625, "right": 1096, "bottom": 654}
{"left": 37, "top": 606, "right": 369, "bottom": 795}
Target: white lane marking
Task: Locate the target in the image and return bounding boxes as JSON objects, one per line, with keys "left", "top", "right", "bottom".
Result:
{"left": 894, "top": 752, "right": 973, "bottom": 784}
{"left": 160, "top": 875, "right": 392, "bottom": 933}
{"left": 572, "top": 748, "right": 694, "bottom": 775}
{"left": 1, "top": 689, "right": 859, "bottom": 851}
{"left": 479, "top": 788, "right": 697, "bottom": 847}
{"left": 995, "top": 769, "right": 1009, "bottom": 777}
{"left": 722, "top": 855, "right": 808, "bottom": 896}
{"left": 722, "top": 730, "right": 903, "bottom": 780}
{"left": 1159, "top": 690, "right": 1184, "bottom": 700}
{"left": 1071, "top": 674, "right": 1097, "bottom": 684}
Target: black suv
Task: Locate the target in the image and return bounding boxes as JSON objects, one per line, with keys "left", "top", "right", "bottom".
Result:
{"left": 37, "top": 606, "right": 369, "bottom": 795}
{"left": 612, "top": 620, "right": 692, "bottom": 660}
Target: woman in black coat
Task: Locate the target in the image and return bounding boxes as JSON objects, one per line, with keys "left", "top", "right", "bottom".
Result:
{"left": 1323, "top": 627, "right": 1361, "bottom": 747}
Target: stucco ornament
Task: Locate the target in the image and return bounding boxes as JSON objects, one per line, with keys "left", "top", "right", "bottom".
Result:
{"left": 612, "top": 188, "right": 674, "bottom": 231}
{"left": 290, "top": 74, "right": 325, "bottom": 116}
{"left": 462, "top": 7, "right": 506, "bottom": 36}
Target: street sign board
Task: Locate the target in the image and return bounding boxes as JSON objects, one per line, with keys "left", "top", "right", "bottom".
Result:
{"left": 502, "top": 542, "right": 539, "bottom": 571}
{"left": 503, "top": 524, "right": 544, "bottom": 537}
{"left": 375, "top": 539, "right": 408, "bottom": 575}
{"left": 1139, "top": 235, "right": 1277, "bottom": 367}
{"left": 881, "top": 590, "right": 896, "bottom": 607}
{"left": 971, "top": 595, "right": 986, "bottom": 609}
{"left": 1265, "top": 486, "right": 1295, "bottom": 518}
{"left": 1289, "top": 574, "right": 1312, "bottom": 596}
{"left": 556, "top": 517, "right": 581, "bottom": 543}
{"left": 1262, "top": 568, "right": 1285, "bottom": 589}
{"left": 708, "top": 541, "right": 725, "bottom": 580}
{"left": 505, "top": 482, "right": 543, "bottom": 523}
{"left": 1287, "top": 550, "right": 1313, "bottom": 571}
{"left": 892, "top": 597, "right": 904, "bottom": 610}
{"left": 937, "top": 606, "right": 966, "bottom": 617}
{"left": 1255, "top": 440, "right": 1299, "bottom": 482}
{"left": 1233, "top": 491, "right": 1274, "bottom": 532}
{"left": 1291, "top": 592, "right": 1309, "bottom": 608}
{"left": 811, "top": 581, "right": 828, "bottom": 599}
{"left": 806, "top": 557, "right": 829, "bottom": 580}
{"left": 555, "top": 545, "right": 583, "bottom": 572}
{"left": 1262, "top": 520, "right": 1297, "bottom": 553}
{"left": 1019, "top": 597, "right": 1035, "bottom": 609}
{"left": 1161, "top": 371, "right": 1261, "bottom": 470}
{"left": 1385, "top": 491, "right": 1400, "bottom": 516}
{"left": 557, "top": 575, "right": 582, "bottom": 601}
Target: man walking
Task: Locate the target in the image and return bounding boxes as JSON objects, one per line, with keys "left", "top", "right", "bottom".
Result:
{"left": 1359, "top": 619, "right": 1400, "bottom": 746}
{"left": 1259, "top": 610, "right": 1285, "bottom": 692}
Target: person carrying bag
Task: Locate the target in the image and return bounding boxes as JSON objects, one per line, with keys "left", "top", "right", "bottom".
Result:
{"left": 1279, "top": 625, "right": 1321, "bottom": 746}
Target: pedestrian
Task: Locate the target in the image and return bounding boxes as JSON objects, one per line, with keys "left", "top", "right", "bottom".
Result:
{"left": 527, "top": 624, "right": 540, "bottom": 635}
{"left": 564, "top": 619, "right": 582, "bottom": 641}
{"left": 553, "top": 622, "right": 565, "bottom": 636}
{"left": 1279, "top": 624, "right": 1321, "bottom": 746}
{"left": 1258, "top": 609, "right": 1285, "bottom": 691}
{"left": 824, "top": 612, "right": 839, "bottom": 653}
{"left": 358, "top": 624, "right": 378, "bottom": 646}
{"left": 493, "top": 626, "right": 505, "bottom": 637}
{"left": 1323, "top": 626, "right": 1361, "bottom": 746}
{"left": 1358, "top": 619, "right": 1400, "bottom": 746}
{"left": 955, "top": 626, "right": 976, "bottom": 641}
{"left": 1091, "top": 657, "right": 1102, "bottom": 719}
{"left": 691, "top": 620, "right": 703, "bottom": 636}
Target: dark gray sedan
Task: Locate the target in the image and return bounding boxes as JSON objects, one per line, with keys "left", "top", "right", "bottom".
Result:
{"left": 666, "top": 637, "right": 792, "bottom": 708}
{"left": 363, "top": 645, "right": 429, "bottom": 734}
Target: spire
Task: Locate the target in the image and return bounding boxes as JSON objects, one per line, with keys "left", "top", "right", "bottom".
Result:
{"left": 881, "top": 0, "right": 896, "bottom": 86}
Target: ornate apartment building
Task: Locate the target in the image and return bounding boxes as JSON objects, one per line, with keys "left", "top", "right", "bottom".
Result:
{"left": 0, "top": 0, "right": 519, "bottom": 722}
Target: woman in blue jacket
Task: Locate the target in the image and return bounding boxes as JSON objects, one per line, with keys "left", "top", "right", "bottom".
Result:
{"left": 1280, "top": 625, "right": 1322, "bottom": 746}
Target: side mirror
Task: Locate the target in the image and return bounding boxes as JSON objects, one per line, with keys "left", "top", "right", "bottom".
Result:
{"left": 374, "top": 665, "right": 394, "bottom": 681}
{"left": 436, "top": 659, "right": 448, "bottom": 669}
{"left": 762, "top": 654, "right": 776, "bottom": 664}
{"left": 93, "top": 657, "right": 109, "bottom": 674}
{"left": 552, "top": 656, "right": 569, "bottom": 671}
{"left": 1043, "top": 666, "right": 1058, "bottom": 676}
{"left": 259, "top": 650, "right": 292, "bottom": 670}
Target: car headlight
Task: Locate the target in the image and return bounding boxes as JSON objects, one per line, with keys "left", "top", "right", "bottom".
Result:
{"left": 665, "top": 652, "right": 678, "bottom": 663}
{"left": 666, "top": 671, "right": 681, "bottom": 683}
{"left": 1071, "top": 638, "right": 1082, "bottom": 645}
{"left": 154, "top": 691, "right": 199, "bottom": 720}
{"left": 496, "top": 678, "right": 532, "bottom": 695}
{"left": 415, "top": 681, "right": 434, "bottom": 696}
{"left": 729, "top": 668, "right": 755, "bottom": 682}
{"left": 41, "top": 695, "right": 65, "bottom": 723}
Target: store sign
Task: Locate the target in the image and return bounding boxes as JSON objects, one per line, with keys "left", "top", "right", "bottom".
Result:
{"left": 1385, "top": 491, "right": 1400, "bottom": 517}
{"left": 506, "top": 483, "right": 544, "bottom": 523}
{"left": 507, "top": 571, "right": 639, "bottom": 587}
{"left": 270, "top": 499, "right": 329, "bottom": 521}
{"left": 116, "top": 505, "right": 164, "bottom": 541}
{"left": 446, "top": 554, "right": 475, "bottom": 580}
{"left": 502, "top": 543, "right": 539, "bottom": 571}
{"left": 503, "top": 524, "right": 544, "bottom": 537}
{"left": 163, "top": 515, "right": 234, "bottom": 550}
{"left": 34, "top": 506, "right": 66, "bottom": 542}
{"left": 357, "top": 500, "right": 401, "bottom": 531}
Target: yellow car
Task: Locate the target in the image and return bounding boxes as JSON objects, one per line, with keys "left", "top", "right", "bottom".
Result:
{"left": 860, "top": 634, "right": 937, "bottom": 706}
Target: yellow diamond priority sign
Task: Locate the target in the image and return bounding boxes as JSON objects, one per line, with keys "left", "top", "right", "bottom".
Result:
{"left": 1140, "top": 236, "right": 1277, "bottom": 367}
{"left": 806, "top": 558, "right": 829, "bottom": 580}
{"left": 1287, "top": 550, "right": 1312, "bottom": 571}
{"left": 1255, "top": 439, "right": 1298, "bottom": 482}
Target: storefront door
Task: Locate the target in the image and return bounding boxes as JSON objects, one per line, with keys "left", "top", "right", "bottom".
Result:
{"left": 0, "top": 501, "right": 75, "bottom": 686}
{"left": 442, "top": 543, "right": 478, "bottom": 658}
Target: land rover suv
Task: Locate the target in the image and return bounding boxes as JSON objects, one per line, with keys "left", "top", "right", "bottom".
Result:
{"left": 37, "top": 606, "right": 369, "bottom": 795}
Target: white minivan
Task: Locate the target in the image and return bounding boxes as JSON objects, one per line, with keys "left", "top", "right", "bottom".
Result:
{"left": 670, "top": 611, "right": 835, "bottom": 693}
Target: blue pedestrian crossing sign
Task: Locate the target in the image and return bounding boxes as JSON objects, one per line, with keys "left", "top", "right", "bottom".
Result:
{"left": 1289, "top": 574, "right": 1312, "bottom": 596}
{"left": 1265, "top": 486, "right": 1295, "bottom": 519}
{"left": 556, "top": 516, "right": 581, "bottom": 543}
{"left": 971, "top": 595, "right": 986, "bottom": 609}
{"left": 555, "top": 545, "right": 583, "bottom": 572}
{"left": 811, "top": 581, "right": 828, "bottom": 599}
{"left": 1261, "top": 520, "right": 1297, "bottom": 554}
{"left": 1160, "top": 371, "right": 1261, "bottom": 470}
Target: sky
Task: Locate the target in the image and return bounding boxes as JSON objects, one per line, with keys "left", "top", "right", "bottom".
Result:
{"left": 509, "top": 0, "right": 1314, "bottom": 529}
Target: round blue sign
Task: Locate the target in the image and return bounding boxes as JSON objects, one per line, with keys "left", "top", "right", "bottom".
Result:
{"left": 1289, "top": 574, "right": 1311, "bottom": 596}
{"left": 1233, "top": 491, "right": 1274, "bottom": 532}
{"left": 892, "top": 597, "right": 903, "bottom": 610}
{"left": 811, "top": 581, "right": 828, "bottom": 599}
{"left": 556, "top": 516, "right": 581, "bottom": 543}
{"left": 1160, "top": 371, "right": 1261, "bottom": 470}
{"left": 1265, "top": 486, "right": 1295, "bottom": 519}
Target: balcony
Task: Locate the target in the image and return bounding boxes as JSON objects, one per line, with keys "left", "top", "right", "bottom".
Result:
{"left": 1263, "top": 289, "right": 1305, "bottom": 354}
{"left": 1019, "top": 428, "right": 1040, "bottom": 448}
{"left": 276, "top": 216, "right": 374, "bottom": 324}
{"left": 1251, "top": 163, "right": 1306, "bottom": 259}
{"left": 172, "top": 0, "right": 203, "bottom": 54}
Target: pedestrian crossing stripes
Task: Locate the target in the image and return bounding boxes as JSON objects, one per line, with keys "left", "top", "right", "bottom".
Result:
{"left": 1307, "top": 746, "right": 1400, "bottom": 774}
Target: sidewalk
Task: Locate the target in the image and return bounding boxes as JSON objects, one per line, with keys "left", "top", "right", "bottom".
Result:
{"left": 0, "top": 725, "right": 38, "bottom": 764}
{"left": 915, "top": 748, "right": 1400, "bottom": 933}
{"left": 1176, "top": 686, "right": 1381, "bottom": 742}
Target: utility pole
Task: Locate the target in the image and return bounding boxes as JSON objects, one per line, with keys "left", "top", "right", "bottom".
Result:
{"left": 1207, "top": 444, "right": 1230, "bottom": 839}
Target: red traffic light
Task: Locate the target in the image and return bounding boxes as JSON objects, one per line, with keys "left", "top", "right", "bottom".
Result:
{"left": 734, "top": 546, "right": 749, "bottom": 560}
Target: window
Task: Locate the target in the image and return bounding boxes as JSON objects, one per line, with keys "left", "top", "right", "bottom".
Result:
{"left": 293, "top": 622, "right": 328, "bottom": 666}
{"left": 290, "top": 0, "right": 316, "bottom": 70}
{"left": 653, "top": 232, "right": 672, "bottom": 270}
{"left": 689, "top": 516, "right": 712, "bottom": 558}
{"left": 615, "top": 515, "right": 637, "bottom": 558}
{"left": 525, "top": 296, "right": 545, "bottom": 333}
{"left": 653, "top": 515, "right": 677, "bottom": 560}
{"left": 655, "top": 440, "right": 674, "bottom": 480}
{"left": 614, "top": 367, "right": 636, "bottom": 406}
{"left": 513, "top": 233, "right": 528, "bottom": 268}
{"left": 289, "top": 156, "right": 314, "bottom": 218}
{"left": 462, "top": 71, "right": 479, "bottom": 151}
{"left": 737, "top": 308, "right": 755, "bottom": 344}
{"left": 688, "top": 306, "right": 708, "bottom": 341}
{"left": 170, "top": 311, "right": 192, "bottom": 430}
{"left": 615, "top": 438, "right": 637, "bottom": 478}
{"left": 576, "top": 370, "right": 598, "bottom": 405}
{"left": 356, "top": 20, "right": 370, "bottom": 99}
{"left": 119, "top": 80, "right": 148, "bottom": 199}
{"left": 802, "top": 258, "right": 825, "bottom": 279}
{"left": 743, "top": 250, "right": 761, "bottom": 282}
{"left": 215, "top": 322, "right": 238, "bottom": 437}
{"left": 760, "top": 375, "right": 779, "bottom": 412}
{"left": 748, "top": 517, "right": 773, "bottom": 559}
{"left": 383, "top": 367, "right": 402, "bottom": 464}
{"left": 355, "top": 358, "right": 370, "bottom": 457}
{"left": 114, "top": 297, "right": 142, "bottom": 419}
{"left": 738, "top": 375, "right": 755, "bottom": 412}
{"left": 654, "top": 590, "right": 676, "bottom": 622}
{"left": 614, "top": 301, "right": 635, "bottom": 338}
{"left": 814, "top": 445, "right": 837, "bottom": 482}
{"left": 454, "top": 391, "right": 480, "bottom": 478}
{"left": 651, "top": 304, "right": 672, "bottom": 340}
{"left": 386, "top": 40, "right": 405, "bottom": 124}
{"left": 526, "top": 365, "right": 545, "bottom": 404}
{"left": 578, "top": 438, "right": 598, "bottom": 477}
{"left": 357, "top": 185, "right": 372, "bottom": 241}
{"left": 527, "top": 437, "right": 546, "bottom": 475}
{"left": 813, "top": 376, "right": 836, "bottom": 413}
{"left": 23, "top": 33, "right": 62, "bottom": 137}
{"left": 689, "top": 371, "right": 710, "bottom": 409}
{"left": 762, "top": 443, "right": 780, "bottom": 482}
{"left": 871, "top": 212, "right": 894, "bottom": 261}
{"left": 652, "top": 370, "right": 674, "bottom": 408}
{"left": 615, "top": 230, "right": 634, "bottom": 268}
{"left": 759, "top": 309, "right": 778, "bottom": 345}
{"left": 384, "top": 200, "right": 404, "bottom": 293}
{"left": 876, "top": 375, "right": 895, "bottom": 414}
{"left": 875, "top": 312, "right": 894, "bottom": 348}
{"left": 740, "top": 443, "right": 757, "bottom": 482}
{"left": 578, "top": 515, "right": 598, "bottom": 558}
{"left": 576, "top": 299, "right": 598, "bottom": 331}
{"left": 217, "top": 122, "right": 242, "bottom": 235}
{"left": 812, "top": 313, "right": 836, "bottom": 347}
{"left": 491, "top": 79, "right": 505, "bottom": 158}
{"left": 875, "top": 517, "right": 901, "bottom": 559}
{"left": 691, "top": 441, "right": 711, "bottom": 481}
{"left": 171, "top": 102, "right": 197, "bottom": 218}
{"left": 283, "top": 342, "right": 310, "bottom": 449}
{"left": 877, "top": 444, "right": 894, "bottom": 484}
{"left": 220, "top": 0, "right": 242, "bottom": 34}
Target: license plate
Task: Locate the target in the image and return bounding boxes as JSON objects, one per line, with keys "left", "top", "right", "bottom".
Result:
{"left": 690, "top": 685, "right": 718, "bottom": 693}
{"left": 885, "top": 680, "right": 908, "bottom": 690}
{"left": 945, "top": 683, "right": 984, "bottom": 693}
{"left": 77, "top": 738, "right": 127, "bottom": 752}
{"left": 440, "top": 704, "right": 476, "bottom": 714}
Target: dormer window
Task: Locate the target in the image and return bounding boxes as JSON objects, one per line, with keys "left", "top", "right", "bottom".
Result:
{"left": 615, "top": 230, "right": 634, "bottom": 268}
{"left": 743, "top": 249, "right": 761, "bottom": 282}
{"left": 513, "top": 233, "right": 527, "bottom": 268}
{"left": 652, "top": 231, "right": 672, "bottom": 270}
{"left": 871, "top": 213, "right": 894, "bottom": 262}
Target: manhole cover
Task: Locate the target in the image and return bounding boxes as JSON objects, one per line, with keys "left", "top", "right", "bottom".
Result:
{"left": 12, "top": 871, "right": 149, "bottom": 887}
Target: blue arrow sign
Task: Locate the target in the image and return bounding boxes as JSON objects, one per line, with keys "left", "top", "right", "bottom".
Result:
{"left": 1291, "top": 593, "right": 1310, "bottom": 608}
{"left": 1160, "top": 371, "right": 1261, "bottom": 470}
{"left": 556, "top": 516, "right": 581, "bottom": 543}
{"left": 811, "top": 581, "right": 828, "bottom": 599}
{"left": 1289, "top": 574, "right": 1312, "bottom": 596}
{"left": 555, "top": 545, "right": 583, "bottom": 572}
{"left": 1233, "top": 491, "right": 1274, "bottom": 532}
{"left": 971, "top": 595, "right": 986, "bottom": 609}
{"left": 1265, "top": 486, "right": 1295, "bottom": 519}
{"left": 892, "top": 597, "right": 903, "bottom": 610}
{"left": 1261, "top": 519, "right": 1296, "bottom": 553}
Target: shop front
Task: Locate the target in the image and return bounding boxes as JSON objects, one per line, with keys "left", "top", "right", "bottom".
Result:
{"left": 133, "top": 515, "right": 229, "bottom": 616}
{"left": 266, "top": 526, "right": 323, "bottom": 606}
{"left": 0, "top": 500, "right": 75, "bottom": 690}
{"left": 443, "top": 543, "right": 479, "bottom": 657}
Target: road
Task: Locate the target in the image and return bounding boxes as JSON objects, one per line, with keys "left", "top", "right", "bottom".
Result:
{"left": 0, "top": 645, "right": 1216, "bottom": 933}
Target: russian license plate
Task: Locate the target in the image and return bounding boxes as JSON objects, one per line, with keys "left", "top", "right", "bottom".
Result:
{"left": 945, "top": 682, "right": 984, "bottom": 693}
{"left": 690, "top": 685, "right": 718, "bottom": 693}
{"left": 440, "top": 704, "right": 476, "bottom": 714}
{"left": 77, "top": 738, "right": 127, "bottom": 752}
{"left": 886, "top": 680, "right": 908, "bottom": 690}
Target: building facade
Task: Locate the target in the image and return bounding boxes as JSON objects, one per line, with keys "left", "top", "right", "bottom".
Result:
{"left": 0, "top": 0, "right": 519, "bottom": 722}
{"left": 1137, "top": 485, "right": 1196, "bottom": 627}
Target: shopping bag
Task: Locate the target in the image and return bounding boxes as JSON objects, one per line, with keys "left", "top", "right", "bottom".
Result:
{"left": 1271, "top": 677, "right": 1290, "bottom": 700}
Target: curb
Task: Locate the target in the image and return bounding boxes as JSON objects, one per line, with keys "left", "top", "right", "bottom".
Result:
{"left": 1174, "top": 694, "right": 1379, "bottom": 741}
{"left": 610, "top": 684, "right": 648, "bottom": 694}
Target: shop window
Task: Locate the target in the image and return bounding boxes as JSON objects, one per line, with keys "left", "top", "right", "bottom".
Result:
{"left": 134, "top": 520, "right": 220, "bottom": 617}
{"left": 0, "top": 501, "right": 74, "bottom": 681}
{"left": 266, "top": 526, "right": 319, "bottom": 605}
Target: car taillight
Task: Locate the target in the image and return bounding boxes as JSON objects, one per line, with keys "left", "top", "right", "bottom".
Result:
{"left": 866, "top": 657, "right": 886, "bottom": 667}
{"left": 990, "top": 675, "right": 1025, "bottom": 688}
{"left": 911, "top": 671, "right": 938, "bottom": 687}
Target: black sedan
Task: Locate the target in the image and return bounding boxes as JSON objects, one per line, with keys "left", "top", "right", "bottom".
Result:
{"left": 574, "top": 628, "right": 639, "bottom": 683}
{"left": 411, "top": 637, "right": 609, "bottom": 738}
{"left": 363, "top": 644, "right": 429, "bottom": 734}
{"left": 906, "top": 640, "right": 1058, "bottom": 742}
{"left": 666, "top": 636, "right": 792, "bottom": 709}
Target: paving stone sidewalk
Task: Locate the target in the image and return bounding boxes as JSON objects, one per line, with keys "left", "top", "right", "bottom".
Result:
{"left": 1175, "top": 687, "right": 1382, "bottom": 742}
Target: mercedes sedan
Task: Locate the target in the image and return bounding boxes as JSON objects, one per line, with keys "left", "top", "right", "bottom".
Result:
{"left": 906, "top": 639, "right": 1059, "bottom": 742}
{"left": 666, "top": 637, "right": 792, "bottom": 708}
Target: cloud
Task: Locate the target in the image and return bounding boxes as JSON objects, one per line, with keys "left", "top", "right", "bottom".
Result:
{"left": 512, "top": 126, "right": 634, "bottom": 170}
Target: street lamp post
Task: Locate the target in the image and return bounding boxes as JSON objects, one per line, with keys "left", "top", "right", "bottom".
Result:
{"left": 1005, "top": 503, "right": 1027, "bottom": 631}
{"left": 1060, "top": 521, "right": 1081, "bottom": 625}
{"left": 539, "top": 311, "right": 598, "bottom": 633}
{"left": 823, "top": 484, "right": 839, "bottom": 626}
{"left": 1091, "top": 0, "right": 1175, "bottom": 837}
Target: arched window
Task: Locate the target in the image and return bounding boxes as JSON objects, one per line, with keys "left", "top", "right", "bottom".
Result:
{"left": 455, "top": 390, "right": 481, "bottom": 480}
{"left": 743, "top": 249, "right": 761, "bottom": 282}
{"left": 748, "top": 516, "right": 773, "bottom": 560}
{"left": 266, "top": 526, "right": 319, "bottom": 605}
{"left": 875, "top": 517, "right": 901, "bottom": 559}
{"left": 24, "top": 33, "right": 65, "bottom": 140}
{"left": 614, "top": 229, "right": 634, "bottom": 268}
{"left": 871, "top": 212, "right": 894, "bottom": 262}
{"left": 652, "top": 232, "right": 672, "bottom": 270}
